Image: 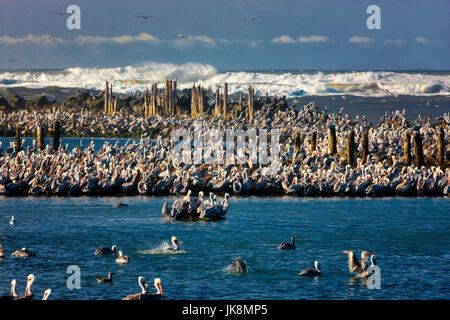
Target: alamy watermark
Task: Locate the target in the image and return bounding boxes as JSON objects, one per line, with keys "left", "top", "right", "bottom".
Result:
{"left": 367, "top": 265, "right": 381, "bottom": 289}
{"left": 66, "top": 265, "right": 81, "bottom": 289}
{"left": 170, "top": 121, "right": 281, "bottom": 176}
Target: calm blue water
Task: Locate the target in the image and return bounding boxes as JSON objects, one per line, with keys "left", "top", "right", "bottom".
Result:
{"left": 0, "top": 196, "right": 448, "bottom": 300}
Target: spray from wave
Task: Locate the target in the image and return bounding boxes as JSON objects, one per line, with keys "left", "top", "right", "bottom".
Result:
{"left": 0, "top": 62, "right": 449, "bottom": 97}
{"left": 136, "top": 240, "right": 186, "bottom": 255}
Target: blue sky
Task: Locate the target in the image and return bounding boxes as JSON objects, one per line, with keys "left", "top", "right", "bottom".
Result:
{"left": 0, "top": 0, "right": 449, "bottom": 69}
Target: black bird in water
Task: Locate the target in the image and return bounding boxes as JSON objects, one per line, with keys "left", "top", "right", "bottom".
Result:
{"left": 95, "top": 272, "right": 114, "bottom": 284}
{"left": 136, "top": 16, "right": 155, "bottom": 20}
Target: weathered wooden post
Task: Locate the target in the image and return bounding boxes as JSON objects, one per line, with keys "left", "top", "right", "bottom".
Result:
{"left": 172, "top": 80, "right": 177, "bottom": 115}
{"left": 328, "top": 125, "right": 337, "bottom": 155}
{"left": 437, "top": 127, "right": 445, "bottom": 165}
{"left": 310, "top": 131, "right": 317, "bottom": 155}
{"left": 215, "top": 87, "right": 220, "bottom": 117}
{"left": 403, "top": 132, "right": 411, "bottom": 166}
{"left": 144, "top": 88, "right": 148, "bottom": 116}
{"left": 53, "top": 121, "right": 61, "bottom": 152}
{"left": 223, "top": 82, "right": 228, "bottom": 118}
{"left": 294, "top": 132, "right": 301, "bottom": 155}
{"left": 104, "top": 80, "right": 109, "bottom": 113}
{"left": 361, "top": 130, "right": 369, "bottom": 164}
{"left": 239, "top": 90, "right": 243, "bottom": 111}
{"left": 413, "top": 131, "right": 424, "bottom": 168}
{"left": 191, "top": 84, "right": 197, "bottom": 117}
{"left": 346, "top": 130, "right": 355, "bottom": 166}
{"left": 37, "top": 125, "right": 45, "bottom": 151}
{"left": 109, "top": 84, "right": 113, "bottom": 115}
{"left": 248, "top": 85, "right": 254, "bottom": 121}
{"left": 14, "top": 127, "right": 22, "bottom": 152}
{"left": 113, "top": 97, "right": 117, "bottom": 114}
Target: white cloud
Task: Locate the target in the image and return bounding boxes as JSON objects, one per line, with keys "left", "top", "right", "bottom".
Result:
{"left": 75, "top": 33, "right": 159, "bottom": 44}
{"left": 298, "top": 35, "right": 328, "bottom": 43}
{"left": 415, "top": 37, "right": 428, "bottom": 44}
{"left": 171, "top": 35, "right": 217, "bottom": 48}
{"left": 271, "top": 35, "right": 296, "bottom": 44}
{"left": 0, "top": 34, "right": 64, "bottom": 44}
{"left": 384, "top": 39, "right": 406, "bottom": 45}
{"left": 348, "top": 36, "right": 372, "bottom": 44}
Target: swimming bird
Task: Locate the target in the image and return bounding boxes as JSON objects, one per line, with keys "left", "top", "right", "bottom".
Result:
{"left": 95, "top": 245, "right": 117, "bottom": 255}
{"left": 277, "top": 236, "right": 296, "bottom": 250}
{"left": 9, "top": 216, "right": 15, "bottom": 225}
{"left": 342, "top": 250, "right": 372, "bottom": 278}
{"left": 116, "top": 250, "right": 130, "bottom": 263}
{"left": 0, "top": 244, "right": 5, "bottom": 259}
{"left": 42, "top": 289, "right": 51, "bottom": 300}
{"left": 95, "top": 272, "right": 114, "bottom": 284}
{"left": 113, "top": 200, "right": 128, "bottom": 208}
{"left": 299, "top": 261, "right": 322, "bottom": 276}
{"left": 122, "top": 276, "right": 147, "bottom": 300}
{"left": 0, "top": 279, "right": 17, "bottom": 300}
{"left": 169, "top": 236, "right": 179, "bottom": 251}
{"left": 11, "top": 247, "right": 35, "bottom": 257}
{"left": 143, "top": 278, "right": 164, "bottom": 300}
{"left": 228, "top": 258, "right": 247, "bottom": 273}
{"left": 15, "top": 274, "right": 35, "bottom": 300}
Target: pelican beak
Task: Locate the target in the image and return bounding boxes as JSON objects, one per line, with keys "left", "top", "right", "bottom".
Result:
{"left": 157, "top": 282, "right": 163, "bottom": 296}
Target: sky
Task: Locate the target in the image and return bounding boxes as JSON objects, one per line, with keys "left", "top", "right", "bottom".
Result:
{"left": 0, "top": 0, "right": 449, "bottom": 70}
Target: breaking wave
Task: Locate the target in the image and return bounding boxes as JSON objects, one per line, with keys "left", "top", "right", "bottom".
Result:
{"left": 0, "top": 62, "right": 449, "bottom": 97}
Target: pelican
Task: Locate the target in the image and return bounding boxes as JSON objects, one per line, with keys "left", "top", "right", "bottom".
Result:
{"left": 95, "top": 245, "right": 117, "bottom": 255}
{"left": 0, "top": 244, "right": 5, "bottom": 259}
{"left": 277, "top": 236, "right": 296, "bottom": 250}
{"left": 136, "top": 15, "right": 155, "bottom": 20}
{"left": 0, "top": 279, "right": 17, "bottom": 300}
{"left": 143, "top": 278, "right": 164, "bottom": 300}
{"left": 299, "top": 261, "right": 322, "bottom": 276}
{"left": 9, "top": 216, "right": 15, "bottom": 225}
{"left": 11, "top": 247, "right": 35, "bottom": 257}
{"left": 342, "top": 250, "right": 372, "bottom": 278}
{"left": 228, "top": 258, "right": 247, "bottom": 273}
{"left": 168, "top": 236, "right": 179, "bottom": 251}
{"left": 16, "top": 274, "right": 35, "bottom": 300}
{"left": 113, "top": 200, "right": 128, "bottom": 208}
{"left": 122, "top": 276, "right": 147, "bottom": 300}
{"left": 116, "top": 250, "right": 130, "bottom": 263}
{"left": 95, "top": 272, "right": 114, "bottom": 283}
{"left": 42, "top": 289, "right": 51, "bottom": 300}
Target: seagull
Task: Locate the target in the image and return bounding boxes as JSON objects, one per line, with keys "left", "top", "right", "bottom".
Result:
{"left": 50, "top": 11, "right": 69, "bottom": 16}
{"left": 240, "top": 15, "right": 263, "bottom": 21}
{"left": 178, "top": 34, "right": 184, "bottom": 38}
{"left": 136, "top": 16, "right": 155, "bottom": 20}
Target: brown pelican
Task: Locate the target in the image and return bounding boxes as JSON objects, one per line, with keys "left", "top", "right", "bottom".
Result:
{"left": 299, "top": 261, "right": 322, "bottom": 276}
{"left": 113, "top": 201, "right": 128, "bottom": 208}
{"left": 95, "top": 245, "right": 117, "bottom": 255}
{"left": 227, "top": 258, "right": 247, "bottom": 273}
{"left": 116, "top": 250, "right": 130, "bottom": 263}
{"left": 143, "top": 278, "right": 164, "bottom": 300}
{"left": 277, "top": 236, "right": 296, "bottom": 250}
{"left": 95, "top": 272, "right": 114, "bottom": 283}
{"left": 0, "top": 244, "right": 5, "bottom": 259}
{"left": 0, "top": 279, "right": 17, "bottom": 300}
{"left": 11, "top": 247, "right": 35, "bottom": 257}
{"left": 168, "top": 236, "right": 179, "bottom": 251}
{"left": 16, "top": 274, "right": 35, "bottom": 300}
{"left": 122, "top": 276, "right": 147, "bottom": 300}
{"left": 342, "top": 250, "right": 372, "bottom": 278}
{"left": 42, "top": 289, "right": 51, "bottom": 300}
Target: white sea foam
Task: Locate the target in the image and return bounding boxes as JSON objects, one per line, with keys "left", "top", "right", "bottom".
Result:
{"left": 1, "top": 62, "right": 449, "bottom": 97}
{"left": 136, "top": 240, "right": 186, "bottom": 255}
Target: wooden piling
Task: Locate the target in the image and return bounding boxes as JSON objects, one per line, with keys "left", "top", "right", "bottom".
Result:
{"left": 328, "top": 125, "right": 337, "bottom": 155}
{"left": 437, "top": 127, "right": 445, "bottom": 165}
{"left": 248, "top": 86, "right": 254, "bottom": 121}
{"left": 53, "top": 121, "right": 60, "bottom": 152}
{"left": 37, "top": 125, "right": 45, "bottom": 151}
{"left": 104, "top": 80, "right": 109, "bottom": 113}
{"left": 361, "top": 130, "right": 369, "bottom": 164}
{"left": 346, "top": 130, "right": 355, "bottom": 166}
{"left": 14, "top": 127, "right": 22, "bottom": 152}
{"left": 310, "top": 131, "right": 317, "bottom": 155}
{"left": 413, "top": 131, "right": 424, "bottom": 168}
{"left": 239, "top": 90, "right": 243, "bottom": 111}
{"left": 403, "top": 132, "right": 411, "bottom": 166}
{"left": 215, "top": 87, "right": 220, "bottom": 117}
{"left": 223, "top": 82, "right": 228, "bottom": 118}
{"left": 294, "top": 132, "right": 301, "bottom": 155}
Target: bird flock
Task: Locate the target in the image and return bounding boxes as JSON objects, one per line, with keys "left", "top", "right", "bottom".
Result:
{"left": 0, "top": 103, "right": 448, "bottom": 198}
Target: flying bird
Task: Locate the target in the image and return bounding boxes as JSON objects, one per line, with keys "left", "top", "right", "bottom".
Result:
{"left": 178, "top": 34, "right": 184, "bottom": 38}
{"left": 136, "top": 16, "right": 155, "bottom": 20}
{"left": 240, "top": 15, "right": 263, "bottom": 21}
